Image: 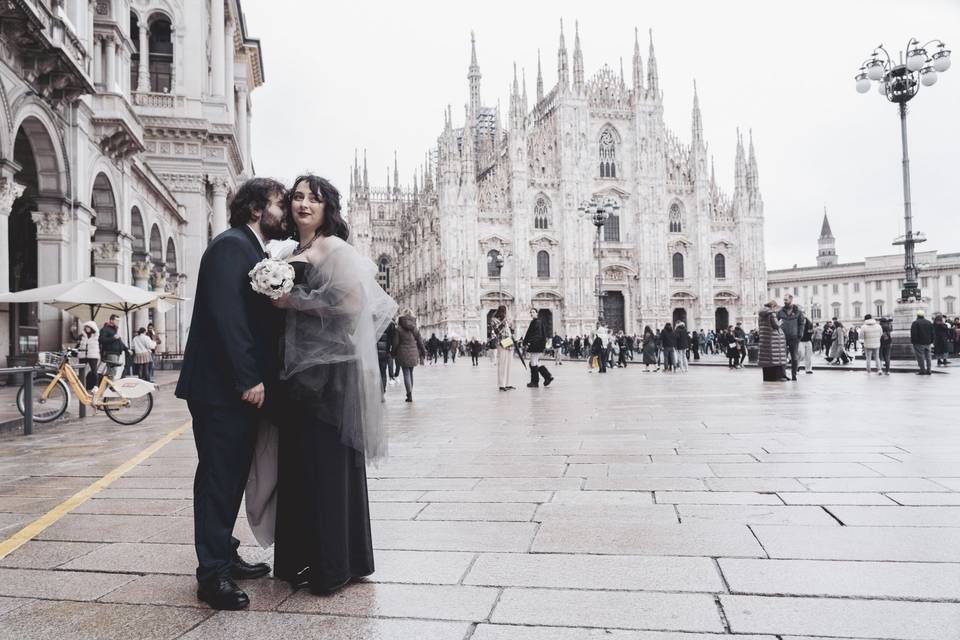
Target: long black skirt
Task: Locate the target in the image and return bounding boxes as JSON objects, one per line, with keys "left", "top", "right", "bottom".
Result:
{"left": 273, "top": 377, "right": 374, "bottom": 590}
{"left": 762, "top": 365, "right": 786, "bottom": 381}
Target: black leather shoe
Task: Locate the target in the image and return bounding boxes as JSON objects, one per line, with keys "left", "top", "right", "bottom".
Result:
{"left": 231, "top": 556, "right": 271, "bottom": 580}
{"left": 197, "top": 576, "right": 249, "bottom": 610}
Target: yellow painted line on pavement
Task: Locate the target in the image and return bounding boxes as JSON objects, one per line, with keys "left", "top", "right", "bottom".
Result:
{"left": 0, "top": 419, "right": 192, "bottom": 560}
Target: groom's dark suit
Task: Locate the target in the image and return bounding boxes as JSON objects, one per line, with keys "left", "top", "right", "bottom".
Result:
{"left": 176, "top": 225, "right": 281, "bottom": 584}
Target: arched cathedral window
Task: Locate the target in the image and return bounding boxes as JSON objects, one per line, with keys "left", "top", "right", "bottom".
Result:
{"left": 378, "top": 256, "right": 390, "bottom": 291}
{"left": 669, "top": 203, "right": 683, "bottom": 233}
{"left": 672, "top": 252, "right": 685, "bottom": 279}
{"left": 598, "top": 129, "right": 617, "bottom": 178}
{"left": 534, "top": 198, "right": 550, "bottom": 230}
{"left": 537, "top": 251, "right": 550, "bottom": 278}
{"left": 714, "top": 253, "right": 726, "bottom": 279}
{"left": 487, "top": 249, "right": 502, "bottom": 278}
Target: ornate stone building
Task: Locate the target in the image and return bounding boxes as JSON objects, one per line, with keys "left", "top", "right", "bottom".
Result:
{"left": 349, "top": 24, "right": 767, "bottom": 339}
{"left": 768, "top": 212, "right": 960, "bottom": 325}
{"left": 0, "top": 0, "right": 263, "bottom": 362}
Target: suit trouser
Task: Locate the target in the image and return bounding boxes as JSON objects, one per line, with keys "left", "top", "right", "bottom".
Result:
{"left": 496, "top": 346, "right": 512, "bottom": 387}
{"left": 914, "top": 345, "right": 932, "bottom": 373}
{"left": 785, "top": 336, "right": 800, "bottom": 379}
{"left": 188, "top": 399, "right": 258, "bottom": 584}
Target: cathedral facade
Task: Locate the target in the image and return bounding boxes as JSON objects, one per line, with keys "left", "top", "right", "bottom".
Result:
{"left": 348, "top": 24, "right": 766, "bottom": 339}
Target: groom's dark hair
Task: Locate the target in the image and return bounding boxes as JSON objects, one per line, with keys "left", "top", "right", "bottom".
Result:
{"left": 228, "top": 177, "right": 287, "bottom": 228}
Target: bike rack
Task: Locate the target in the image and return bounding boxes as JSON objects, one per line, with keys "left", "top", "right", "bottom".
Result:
{"left": 0, "top": 366, "right": 41, "bottom": 436}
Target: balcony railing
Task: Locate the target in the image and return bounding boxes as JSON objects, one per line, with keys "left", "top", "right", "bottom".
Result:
{"left": 133, "top": 92, "right": 186, "bottom": 109}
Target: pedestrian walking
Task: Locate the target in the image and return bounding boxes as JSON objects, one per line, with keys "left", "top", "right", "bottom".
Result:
{"left": 934, "top": 314, "right": 953, "bottom": 367}
{"left": 641, "top": 326, "right": 658, "bottom": 371}
{"left": 146, "top": 322, "right": 162, "bottom": 381}
{"left": 829, "top": 320, "right": 850, "bottom": 365}
{"left": 468, "top": 338, "right": 482, "bottom": 366}
{"left": 131, "top": 327, "right": 157, "bottom": 381}
{"left": 674, "top": 322, "right": 690, "bottom": 372}
{"left": 776, "top": 293, "right": 805, "bottom": 381}
{"left": 910, "top": 310, "right": 934, "bottom": 376}
{"left": 758, "top": 299, "right": 789, "bottom": 382}
{"left": 395, "top": 309, "right": 426, "bottom": 401}
{"left": 491, "top": 305, "right": 515, "bottom": 391}
{"left": 98, "top": 314, "right": 130, "bottom": 380}
{"left": 879, "top": 316, "right": 893, "bottom": 375}
{"left": 523, "top": 308, "right": 554, "bottom": 388}
{"left": 660, "top": 323, "right": 676, "bottom": 372}
{"left": 799, "top": 317, "right": 814, "bottom": 375}
{"left": 861, "top": 314, "right": 882, "bottom": 375}
{"left": 77, "top": 320, "right": 101, "bottom": 390}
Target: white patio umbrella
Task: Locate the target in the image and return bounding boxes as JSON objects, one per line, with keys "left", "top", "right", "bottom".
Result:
{"left": 0, "top": 276, "right": 168, "bottom": 344}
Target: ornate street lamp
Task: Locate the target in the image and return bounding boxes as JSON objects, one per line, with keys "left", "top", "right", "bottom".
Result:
{"left": 855, "top": 38, "right": 950, "bottom": 303}
{"left": 486, "top": 250, "right": 509, "bottom": 307}
{"left": 578, "top": 196, "right": 620, "bottom": 328}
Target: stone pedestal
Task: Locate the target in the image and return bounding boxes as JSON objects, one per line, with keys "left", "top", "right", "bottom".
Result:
{"left": 891, "top": 299, "right": 928, "bottom": 360}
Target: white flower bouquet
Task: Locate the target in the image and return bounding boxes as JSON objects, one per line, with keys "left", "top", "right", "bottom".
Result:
{"left": 248, "top": 258, "right": 295, "bottom": 300}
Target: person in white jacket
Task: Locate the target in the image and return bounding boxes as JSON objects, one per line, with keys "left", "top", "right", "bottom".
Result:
{"left": 77, "top": 320, "right": 101, "bottom": 389}
{"left": 861, "top": 314, "right": 883, "bottom": 374}
{"left": 131, "top": 328, "right": 157, "bottom": 381}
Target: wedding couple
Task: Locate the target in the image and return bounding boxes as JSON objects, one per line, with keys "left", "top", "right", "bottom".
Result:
{"left": 175, "top": 175, "right": 396, "bottom": 610}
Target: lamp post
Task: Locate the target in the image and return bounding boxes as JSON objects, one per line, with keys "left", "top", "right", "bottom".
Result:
{"left": 578, "top": 196, "right": 620, "bottom": 328}
{"left": 487, "top": 249, "right": 509, "bottom": 307}
{"left": 855, "top": 38, "right": 950, "bottom": 303}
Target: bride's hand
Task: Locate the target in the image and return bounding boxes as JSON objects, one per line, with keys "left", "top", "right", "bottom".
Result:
{"left": 272, "top": 294, "right": 290, "bottom": 309}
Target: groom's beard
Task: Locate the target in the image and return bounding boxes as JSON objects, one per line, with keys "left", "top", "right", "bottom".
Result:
{"left": 261, "top": 214, "right": 287, "bottom": 240}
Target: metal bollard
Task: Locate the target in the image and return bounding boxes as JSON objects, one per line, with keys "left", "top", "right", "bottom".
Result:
{"left": 23, "top": 370, "right": 33, "bottom": 436}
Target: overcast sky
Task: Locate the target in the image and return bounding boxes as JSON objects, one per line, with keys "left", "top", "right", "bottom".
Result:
{"left": 243, "top": 0, "right": 959, "bottom": 270}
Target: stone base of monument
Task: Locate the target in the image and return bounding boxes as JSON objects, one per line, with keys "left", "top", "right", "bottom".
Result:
{"left": 890, "top": 299, "right": 928, "bottom": 360}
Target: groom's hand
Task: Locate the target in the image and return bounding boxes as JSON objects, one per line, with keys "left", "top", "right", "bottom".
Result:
{"left": 241, "top": 383, "right": 265, "bottom": 408}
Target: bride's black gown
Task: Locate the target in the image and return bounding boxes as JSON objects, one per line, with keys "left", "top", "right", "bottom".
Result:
{"left": 273, "top": 261, "right": 374, "bottom": 591}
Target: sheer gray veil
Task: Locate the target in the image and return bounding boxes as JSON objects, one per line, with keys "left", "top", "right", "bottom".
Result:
{"left": 281, "top": 237, "right": 397, "bottom": 461}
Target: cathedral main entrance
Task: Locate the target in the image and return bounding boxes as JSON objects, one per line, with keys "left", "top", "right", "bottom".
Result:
{"left": 602, "top": 291, "right": 625, "bottom": 333}
{"left": 715, "top": 307, "right": 729, "bottom": 331}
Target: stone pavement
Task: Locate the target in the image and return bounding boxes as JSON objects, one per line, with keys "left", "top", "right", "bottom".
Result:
{"left": 0, "top": 359, "right": 958, "bottom": 639}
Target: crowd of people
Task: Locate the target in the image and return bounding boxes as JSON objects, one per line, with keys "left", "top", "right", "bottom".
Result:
{"left": 74, "top": 314, "right": 163, "bottom": 388}
{"left": 375, "top": 294, "right": 960, "bottom": 392}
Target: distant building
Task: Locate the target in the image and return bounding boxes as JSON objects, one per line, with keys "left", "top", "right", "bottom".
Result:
{"left": 767, "top": 212, "right": 960, "bottom": 324}
{"left": 0, "top": 0, "right": 264, "bottom": 362}
{"left": 349, "top": 26, "right": 767, "bottom": 339}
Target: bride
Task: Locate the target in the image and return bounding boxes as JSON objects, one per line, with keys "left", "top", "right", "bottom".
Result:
{"left": 269, "top": 174, "right": 396, "bottom": 594}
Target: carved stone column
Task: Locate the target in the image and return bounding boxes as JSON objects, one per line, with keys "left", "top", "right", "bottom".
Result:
{"left": 32, "top": 212, "right": 69, "bottom": 350}
{"left": 235, "top": 86, "right": 248, "bottom": 174}
{"left": 137, "top": 22, "right": 150, "bottom": 93}
{"left": 92, "top": 33, "right": 102, "bottom": 86}
{"left": 104, "top": 34, "right": 116, "bottom": 92}
{"left": 224, "top": 22, "right": 235, "bottom": 113}
{"left": 0, "top": 179, "right": 26, "bottom": 294}
{"left": 150, "top": 270, "right": 168, "bottom": 352}
{"left": 210, "top": 177, "right": 230, "bottom": 237}
{"left": 92, "top": 240, "right": 122, "bottom": 282}
{"left": 131, "top": 261, "right": 152, "bottom": 330}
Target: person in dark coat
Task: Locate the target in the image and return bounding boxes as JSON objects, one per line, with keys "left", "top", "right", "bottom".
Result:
{"left": 776, "top": 293, "right": 805, "bottom": 381}
{"left": 910, "top": 310, "right": 935, "bottom": 375}
{"left": 175, "top": 177, "right": 286, "bottom": 610}
{"left": 758, "top": 299, "right": 789, "bottom": 381}
{"left": 641, "top": 326, "right": 658, "bottom": 371}
{"left": 394, "top": 311, "right": 426, "bottom": 399}
{"left": 590, "top": 332, "right": 606, "bottom": 373}
{"left": 934, "top": 314, "right": 953, "bottom": 367}
{"left": 674, "top": 322, "right": 690, "bottom": 372}
{"left": 468, "top": 338, "right": 483, "bottom": 365}
{"left": 376, "top": 321, "right": 396, "bottom": 395}
{"left": 523, "top": 308, "right": 554, "bottom": 387}
{"left": 879, "top": 316, "right": 893, "bottom": 375}
{"left": 659, "top": 323, "right": 676, "bottom": 372}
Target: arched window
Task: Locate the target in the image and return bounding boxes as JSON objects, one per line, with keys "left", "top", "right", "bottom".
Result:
{"left": 714, "top": 253, "right": 726, "bottom": 279}
{"left": 487, "top": 249, "right": 502, "bottom": 278}
{"left": 537, "top": 250, "right": 550, "bottom": 278}
{"left": 598, "top": 128, "right": 617, "bottom": 178}
{"left": 604, "top": 213, "right": 620, "bottom": 242}
{"left": 672, "top": 252, "right": 684, "bottom": 279}
{"left": 810, "top": 304, "right": 822, "bottom": 320}
{"left": 130, "top": 12, "right": 142, "bottom": 90}
{"left": 669, "top": 202, "right": 683, "bottom": 233}
{"left": 377, "top": 256, "right": 390, "bottom": 291}
{"left": 92, "top": 173, "right": 117, "bottom": 242}
{"left": 874, "top": 301, "right": 884, "bottom": 317}
{"left": 131, "top": 207, "right": 146, "bottom": 260}
{"left": 831, "top": 302, "right": 842, "bottom": 319}
{"left": 534, "top": 197, "right": 550, "bottom": 229}
{"left": 149, "top": 224, "right": 163, "bottom": 265}
{"left": 148, "top": 15, "right": 173, "bottom": 93}
{"left": 165, "top": 238, "right": 177, "bottom": 274}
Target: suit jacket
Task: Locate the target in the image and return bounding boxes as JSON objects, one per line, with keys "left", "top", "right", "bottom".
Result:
{"left": 175, "top": 226, "right": 282, "bottom": 407}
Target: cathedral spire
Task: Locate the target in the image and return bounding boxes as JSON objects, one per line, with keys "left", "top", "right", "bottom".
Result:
{"left": 572, "top": 20, "right": 584, "bottom": 93}
{"left": 734, "top": 129, "right": 747, "bottom": 196}
{"left": 468, "top": 31, "right": 482, "bottom": 118}
{"left": 647, "top": 28, "right": 659, "bottom": 97}
{"left": 620, "top": 57, "right": 625, "bottom": 85}
{"left": 522, "top": 67, "right": 528, "bottom": 115}
{"left": 558, "top": 19, "right": 569, "bottom": 89}
{"left": 353, "top": 148, "right": 359, "bottom": 189}
{"left": 536, "top": 49, "right": 544, "bottom": 103}
{"left": 413, "top": 170, "right": 418, "bottom": 200}
{"left": 462, "top": 103, "right": 476, "bottom": 177}
{"left": 386, "top": 165, "right": 390, "bottom": 196}
{"left": 820, "top": 207, "right": 833, "bottom": 238}
{"left": 817, "top": 206, "right": 838, "bottom": 266}
{"left": 632, "top": 27, "right": 643, "bottom": 93}
{"left": 362, "top": 148, "right": 368, "bottom": 193}
{"left": 692, "top": 79, "right": 703, "bottom": 147}
{"left": 393, "top": 150, "right": 400, "bottom": 195}
{"left": 747, "top": 129, "right": 759, "bottom": 192}
{"left": 710, "top": 155, "right": 717, "bottom": 193}
{"left": 349, "top": 164, "right": 354, "bottom": 195}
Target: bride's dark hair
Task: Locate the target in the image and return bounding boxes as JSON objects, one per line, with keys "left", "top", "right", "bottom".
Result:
{"left": 285, "top": 174, "right": 349, "bottom": 241}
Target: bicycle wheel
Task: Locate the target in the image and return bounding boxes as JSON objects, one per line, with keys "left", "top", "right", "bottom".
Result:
{"left": 103, "top": 392, "right": 154, "bottom": 425}
{"left": 16, "top": 374, "right": 69, "bottom": 423}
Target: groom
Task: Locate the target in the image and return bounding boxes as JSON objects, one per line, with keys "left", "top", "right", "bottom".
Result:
{"left": 175, "top": 177, "right": 287, "bottom": 610}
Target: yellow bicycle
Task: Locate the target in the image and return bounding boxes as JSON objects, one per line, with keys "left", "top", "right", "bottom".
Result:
{"left": 17, "top": 350, "right": 155, "bottom": 425}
